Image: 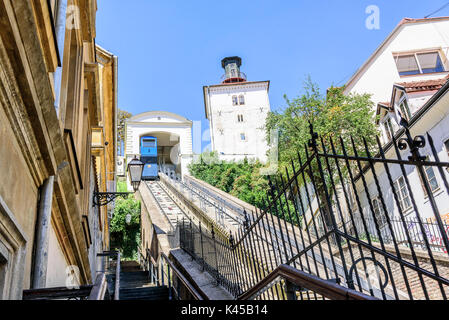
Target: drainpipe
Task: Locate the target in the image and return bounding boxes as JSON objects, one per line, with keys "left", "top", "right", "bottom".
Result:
{"left": 113, "top": 55, "right": 118, "bottom": 186}
{"left": 31, "top": 176, "right": 55, "bottom": 289}
{"left": 53, "top": 0, "right": 68, "bottom": 116}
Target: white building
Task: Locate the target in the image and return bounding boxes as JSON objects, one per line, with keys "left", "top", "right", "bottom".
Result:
{"left": 124, "top": 111, "right": 193, "bottom": 180}
{"left": 344, "top": 16, "right": 449, "bottom": 145}
{"left": 342, "top": 17, "right": 449, "bottom": 246}
{"left": 203, "top": 57, "right": 271, "bottom": 163}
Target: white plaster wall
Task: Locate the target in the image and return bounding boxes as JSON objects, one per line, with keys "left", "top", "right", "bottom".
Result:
{"left": 207, "top": 82, "right": 271, "bottom": 163}
{"left": 45, "top": 225, "right": 70, "bottom": 288}
{"left": 345, "top": 20, "right": 449, "bottom": 106}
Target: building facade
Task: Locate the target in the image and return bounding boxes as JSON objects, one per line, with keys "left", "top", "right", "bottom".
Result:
{"left": 344, "top": 17, "right": 449, "bottom": 145}
{"left": 342, "top": 17, "right": 449, "bottom": 250}
{"left": 0, "top": 0, "right": 116, "bottom": 299}
{"left": 203, "top": 57, "right": 271, "bottom": 163}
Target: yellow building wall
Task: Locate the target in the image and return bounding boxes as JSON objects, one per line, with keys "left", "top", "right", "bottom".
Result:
{"left": 0, "top": 102, "right": 39, "bottom": 290}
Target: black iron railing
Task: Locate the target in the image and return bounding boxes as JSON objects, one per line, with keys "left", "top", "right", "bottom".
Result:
{"left": 23, "top": 251, "right": 119, "bottom": 300}
{"left": 179, "top": 124, "right": 449, "bottom": 300}
{"left": 138, "top": 246, "right": 205, "bottom": 300}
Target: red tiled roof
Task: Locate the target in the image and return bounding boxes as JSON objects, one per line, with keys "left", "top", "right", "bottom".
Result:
{"left": 396, "top": 75, "right": 449, "bottom": 93}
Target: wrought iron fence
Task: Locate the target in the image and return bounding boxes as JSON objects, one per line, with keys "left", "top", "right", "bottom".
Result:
{"left": 339, "top": 215, "right": 449, "bottom": 254}
{"left": 179, "top": 124, "right": 449, "bottom": 300}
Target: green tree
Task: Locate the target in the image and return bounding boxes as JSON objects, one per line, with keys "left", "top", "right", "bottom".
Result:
{"left": 188, "top": 154, "right": 270, "bottom": 210}
{"left": 110, "top": 194, "right": 141, "bottom": 260}
{"left": 266, "top": 77, "right": 378, "bottom": 228}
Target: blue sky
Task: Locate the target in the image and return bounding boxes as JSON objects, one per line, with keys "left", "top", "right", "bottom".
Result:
{"left": 96, "top": 0, "right": 449, "bottom": 151}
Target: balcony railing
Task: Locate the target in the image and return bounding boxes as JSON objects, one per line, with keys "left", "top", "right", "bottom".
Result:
{"left": 220, "top": 72, "right": 247, "bottom": 83}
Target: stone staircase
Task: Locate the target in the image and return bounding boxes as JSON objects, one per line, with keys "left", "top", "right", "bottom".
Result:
{"left": 119, "top": 261, "right": 169, "bottom": 300}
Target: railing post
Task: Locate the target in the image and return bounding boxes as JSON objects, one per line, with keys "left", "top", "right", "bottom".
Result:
{"left": 161, "top": 258, "right": 165, "bottom": 286}
{"left": 115, "top": 251, "right": 120, "bottom": 300}
{"left": 285, "top": 280, "right": 299, "bottom": 300}
{"left": 168, "top": 263, "right": 172, "bottom": 300}
{"left": 199, "top": 222, "right": 205, "bottom": 271}
{"left": 151, "top": 262, "right": 154, "bottom": 284}
{"left": 190, "top": 220, "right": 194, "bottom": 260}
{"left": 211, "top": 226, "right": 219, "bottom": 286}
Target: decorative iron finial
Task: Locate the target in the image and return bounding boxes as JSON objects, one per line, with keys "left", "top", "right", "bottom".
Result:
{"left": 308, "top": 121, "right": 318, "bottom": 150}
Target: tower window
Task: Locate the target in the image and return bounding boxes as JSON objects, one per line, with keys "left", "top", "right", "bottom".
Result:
{"left": 240, "top": 133, "right": 246, "bottom": 141}
{"left": 232, "top": 96, "right": 238, "bottom": 106}
{"left": 239, "top": 95, "right": 245, "bottom": 105}
{"left": 237, "top": 114, "right": 244, "bottom": 122}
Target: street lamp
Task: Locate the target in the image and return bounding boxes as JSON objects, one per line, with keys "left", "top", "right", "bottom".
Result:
{"left": 125, "top": 213, "right": 132, "bottom": 225}
{"left": 93, "top": 156, "right": 145, "bottom": 207}
{"left": 127, "top": 156, "right": 145, "bottom": 192}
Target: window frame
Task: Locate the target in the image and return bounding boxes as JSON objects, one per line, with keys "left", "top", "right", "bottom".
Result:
{"left": 393, "top": 176, "right": 412, "bottom": 212}
{"left": 371, "top": 196, "right": 388, "bottom": 229}
{"left": 394, "top": 50, "right": 446, "bottom": 77}
{"left": 419, "top": 156, "right": 440, "bottom": 196}
{"left": 397, "top": 91, "right": 412, "bottom": 121}
{"left": 382, "top": 117, "right": 394, "bottom": 142}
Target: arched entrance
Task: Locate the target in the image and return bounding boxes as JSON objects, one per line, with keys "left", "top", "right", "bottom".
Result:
{"left": 124, "top": 111, "right": 193, "bottom": 180}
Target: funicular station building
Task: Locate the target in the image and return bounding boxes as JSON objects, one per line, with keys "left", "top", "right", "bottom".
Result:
{"left": 124, "top": 111, "right": 194, "bottom": 180}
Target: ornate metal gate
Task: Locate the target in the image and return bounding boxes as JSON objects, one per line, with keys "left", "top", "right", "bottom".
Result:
{"left": 180, "top": 124, "right": 449, "bottom": 300}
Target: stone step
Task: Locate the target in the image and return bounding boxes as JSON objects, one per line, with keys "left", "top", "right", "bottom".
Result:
{"left": 119, "top": 286, "right": 169, "bottom": 301}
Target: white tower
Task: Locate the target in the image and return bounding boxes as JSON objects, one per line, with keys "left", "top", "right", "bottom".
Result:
{"left": 203, "top": 57, "right": 271, "bottom": 163}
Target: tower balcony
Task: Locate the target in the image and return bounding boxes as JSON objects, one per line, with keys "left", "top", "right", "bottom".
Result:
{"left": 221, "top": 72, "right": 247, "bottom": 84}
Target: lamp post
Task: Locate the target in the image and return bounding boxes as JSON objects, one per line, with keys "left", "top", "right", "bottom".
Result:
{"left": 93, "top": 156, "right": 145, "bottom": 207}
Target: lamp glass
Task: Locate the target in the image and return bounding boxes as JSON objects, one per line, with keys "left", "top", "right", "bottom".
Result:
{"left": 127, "top": 157, "right": 144, "bottom": 191}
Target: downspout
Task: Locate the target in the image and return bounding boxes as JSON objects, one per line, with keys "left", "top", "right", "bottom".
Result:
{"left": 31, "top": 176, "right": 55, "bottom": 289}
{"left": 53, "top": 0, "right": 68, "bottom": 116}
{"left": 113, "top": 55, "right": 118, "bottom": 187}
